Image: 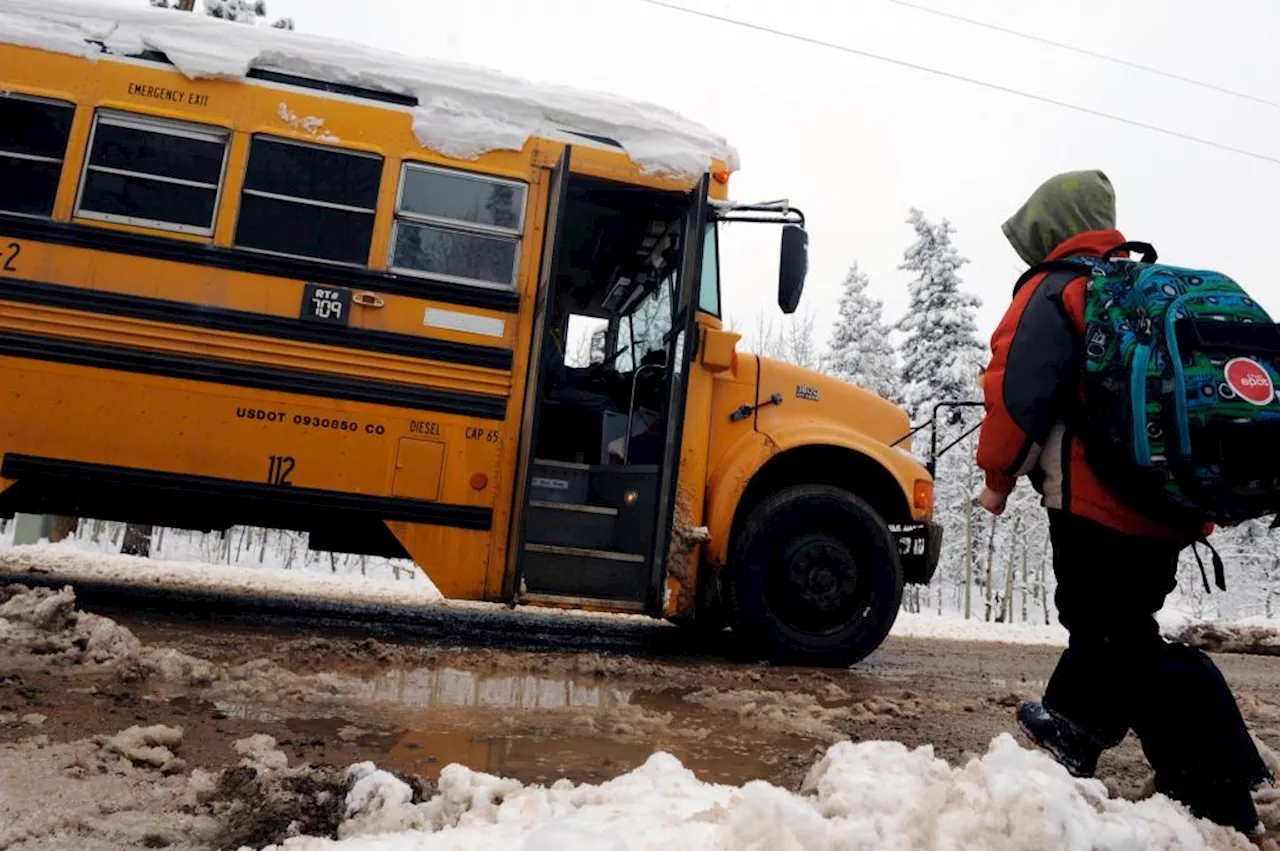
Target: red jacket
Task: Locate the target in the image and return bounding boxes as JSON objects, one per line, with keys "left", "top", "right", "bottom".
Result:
{"left": 977, "top": 229, "right": 1192, "bottom": 540}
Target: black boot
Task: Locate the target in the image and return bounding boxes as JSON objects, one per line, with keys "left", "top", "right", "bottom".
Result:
{"left": 1017, "top": 700, "right": 1105, "bottom": 778}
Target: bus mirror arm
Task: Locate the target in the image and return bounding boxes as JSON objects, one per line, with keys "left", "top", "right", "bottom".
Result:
{"left": 890, "top": 420, "right": 933, "bottom": 449}
{"left": 891, "top": 400, "right": 987, "bottom": 477}
{"left": 710, "top": 200, "right": 805, "bottom": 227}
{"left": 926, "top": 401, "right": 987, "bottom": 478}
{"left": 710, "top": 202, "right": 809, "bottom": 316}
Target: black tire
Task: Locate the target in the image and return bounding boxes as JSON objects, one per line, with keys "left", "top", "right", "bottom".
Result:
{"left": 726, "top": 485, "right": 904, "bottom": 666}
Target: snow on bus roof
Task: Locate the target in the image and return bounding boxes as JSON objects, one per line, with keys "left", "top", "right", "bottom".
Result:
{"left": 0, "top": 0, "right": 740, "bottom": 180}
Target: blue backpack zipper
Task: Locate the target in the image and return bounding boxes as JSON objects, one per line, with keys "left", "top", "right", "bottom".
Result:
{"left": 1130, "top": 342, "right": 1153, "bottom": 465}
{"left": 1163, "top": 292, "right": 1197, "bottom": 459}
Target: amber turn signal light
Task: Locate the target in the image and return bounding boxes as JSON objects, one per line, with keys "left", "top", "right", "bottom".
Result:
{"left": 913, "top": 479, "right": 934, "bottom": 514}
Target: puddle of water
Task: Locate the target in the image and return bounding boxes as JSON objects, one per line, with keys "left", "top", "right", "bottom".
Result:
{"left": 376, "top": 726, "right": 810, "bottom": 787}
{"left": 213, "top": 663, "right": 811, "bottom": 788}
{"left": 387, "top": 728, "right": 661, "bottom": 783}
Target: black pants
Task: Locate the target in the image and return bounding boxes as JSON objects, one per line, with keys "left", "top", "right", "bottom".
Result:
{"left": 1044, "top": 509, "right": 1270, "bottom": 832}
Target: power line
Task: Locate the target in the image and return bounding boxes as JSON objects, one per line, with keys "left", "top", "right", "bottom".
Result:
{"left": 634, "top": 0, "right": 1280, "bottom": 167}
{"left": 885, "top": 0, "right": 1280, "bottom": 112}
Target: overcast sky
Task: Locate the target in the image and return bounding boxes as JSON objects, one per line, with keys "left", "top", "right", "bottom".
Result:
{"left": 268, "top": 0, "right": 1280, "bottom": 350}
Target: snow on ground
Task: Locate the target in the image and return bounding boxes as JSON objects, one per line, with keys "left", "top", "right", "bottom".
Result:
{"left": 0, "top": 532, "right": 660, "bottom": 627}
{"left": 0, "top": 543, "right": 441, "bottom": 608}
{"left": 0, "top": 519, "right": 427, "bottom": 585}
{"left": 5, "top": 536, "right": 1080, "bottom": 644}
{"left": 257, "top": 736, "right": 1259, "bottom": 851}
{"left": 890, "top": 610, "right": 1069, "bottom": 646}
{"left": 890, "top": 607, "right": 1280, "bottom": 654}
{"left": 0, "top": 0, "right": 738, "bottom": 179}
{"left": 4, "top": 518, "right": 1277, "bottom": 649}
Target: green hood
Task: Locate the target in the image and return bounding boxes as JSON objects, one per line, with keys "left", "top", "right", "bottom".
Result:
{"left": 1002, "top": 170, "right": 1116, "bottom": 265}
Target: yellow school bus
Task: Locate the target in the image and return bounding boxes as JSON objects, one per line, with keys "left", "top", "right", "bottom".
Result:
{"left": 0, "top": 6, "right": 939, "bottom": 663}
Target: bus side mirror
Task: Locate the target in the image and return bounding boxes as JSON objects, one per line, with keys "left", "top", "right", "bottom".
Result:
{"left": 778, "top": 225, "right": 808, "bottom": 315}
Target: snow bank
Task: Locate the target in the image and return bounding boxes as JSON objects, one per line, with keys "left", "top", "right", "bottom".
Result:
{"left": 1158, "top": 607, "right": 1204, "bottom": 638}
{"left": 1170, "top": 621, "right": 1280, "bottom": 657}
{"left": 0, "top": 0, "right": 738, "bottom": 179}
{"left": 890, "top": 610, "right": 1069, "bottom": 646}
{"left": 890, "top": 608, "right": 1280, "bottom": 655}
{"left": 234, "top": 733, "right": 290, "bottom": 772}
{"left": 0, "top": 585, "right": 363, "bottom": 716}
{"left": 0, "top": 732, "right": 224, "bottom": 848}
{"left": 341, "top": 763, "right": 428, "bottom": 839}
{"left": 0, "top": 582, "right": 142, "bottom": 662}
{"left": 0, "top": 543, "right": 442, "bottom": 607}
{"left": 256, "top": 735, "right": 1256, "bottom": 850}
{"left": 98, "top": 724, "right": 186, "bottom": 773}
{"left": 1154, "top": 607, "right": 1280, "bottom": 657}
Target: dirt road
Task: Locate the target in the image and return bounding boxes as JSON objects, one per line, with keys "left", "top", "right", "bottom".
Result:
{"left": 3, "top": 583, "right": 1279, "bottom": 849}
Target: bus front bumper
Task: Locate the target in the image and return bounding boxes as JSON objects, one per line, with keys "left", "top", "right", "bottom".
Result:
{"left": 890, "top": 521, "right": 943, "bottom": 586}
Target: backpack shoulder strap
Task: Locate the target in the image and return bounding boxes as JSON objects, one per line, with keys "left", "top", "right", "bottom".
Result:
{"left": 1012, "top": 258, "right": 1097, "bottom": 297}
{"left": 1012, "top": 243, "right": 1159, "bottom": 297}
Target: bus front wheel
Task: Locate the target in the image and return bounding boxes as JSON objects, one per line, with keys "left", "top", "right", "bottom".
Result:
{"left": 727, "top": 485, "right": 904, "bottom": 666}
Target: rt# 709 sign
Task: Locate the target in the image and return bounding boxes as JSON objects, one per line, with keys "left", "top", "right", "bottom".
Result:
{"left": 301, "top": 283, "right": 352, "bottom": 326}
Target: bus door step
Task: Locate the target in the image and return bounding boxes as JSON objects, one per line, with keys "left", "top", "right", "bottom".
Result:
{"left": 521, "top": 542, "right": 648, "bottom": 602}
{"left": 527, "top": 500, "right": 618, "bottom": 550}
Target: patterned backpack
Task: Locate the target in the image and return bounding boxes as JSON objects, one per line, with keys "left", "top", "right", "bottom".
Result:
{"left": 1024, "top": 242, "right": 1280, "bottom": 536}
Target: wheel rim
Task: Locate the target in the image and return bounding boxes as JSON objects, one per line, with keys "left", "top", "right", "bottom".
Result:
{"left": 764, "top": 532, "right": 870, "bottom": 635}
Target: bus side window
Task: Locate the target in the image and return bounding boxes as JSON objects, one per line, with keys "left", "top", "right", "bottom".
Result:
{"left": 234, "top": 136, "right": 381, "bottom": 266}
{"left": 389, "top": 163, "right": 526, "bottom": 290}
{"left": 76, "top": 110, "right": 229, "bottom": 236}
{"left": 564, "top": 314, "right": 609, "bottom": 368}
{"left": 698, "top": 222, "right": 720, "bottom": 317}
{"left": 0, "top": 93, "right": 75, "bottom": 219}
{"left": 614, "top": 314, "right": 635, "bottom": 372}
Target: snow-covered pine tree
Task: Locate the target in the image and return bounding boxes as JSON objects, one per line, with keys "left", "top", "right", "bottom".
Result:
{"left": 823, "top": 262, "right": 897, "bottom": 401}
{"left": 896, "top": 208, "right": 984, "bottom": 422}
{"left": 150, "top": 0, "right": 294, "bottom": 30}
{"left": 892, "top": 212, "right": 1062, "bottom": 625}
{"left": 895, "top": 209, "right": 987, "bottom": 617}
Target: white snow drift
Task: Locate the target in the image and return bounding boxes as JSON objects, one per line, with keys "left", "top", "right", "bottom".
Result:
{"left": 256, "top": 735, "right": 1257, "bottom": 851}
{"left": 0, "top": 0, "right": 737, "bottom": 179}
